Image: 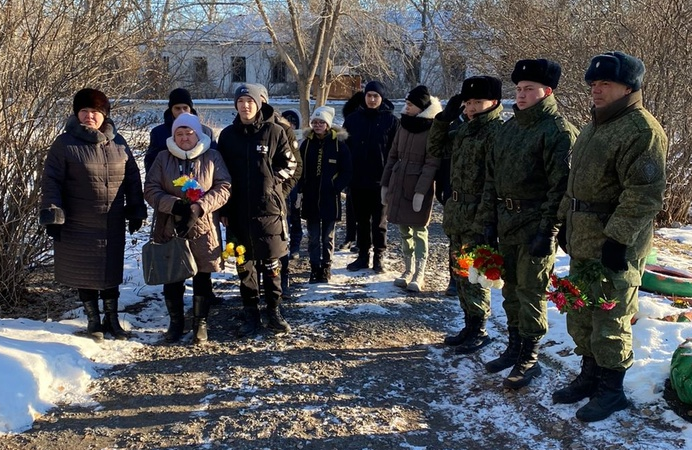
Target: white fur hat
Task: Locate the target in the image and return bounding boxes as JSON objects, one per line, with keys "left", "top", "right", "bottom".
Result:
{"left": 310, "top": 106, "right": 335, "bottom": 128}
{"left": 172, "top": 112, "right": 203, "bottom": 139}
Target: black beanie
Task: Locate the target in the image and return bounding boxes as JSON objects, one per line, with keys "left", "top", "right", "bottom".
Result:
{"left": 364, "top": 80, "right": 386, "bottom": 98}
{"left": 72, "top": 88, "right": 110, "bottom": 117}
{"left": 584, "top": 51, "right": 645, "bottom": 92}
{"left": 460, "top": 76, "right": 503, "bottom": 101}
{"left": 406, "top": 85, "right": 431, "bottom": 110}
{"left": 234, "top": 84, "right": 262, "bottom": 109}
{"left": 168, "top": 88, "right": 194, "bottom": 109}
{"left": 511, "top": 59, "right": 562, "bottom": 89}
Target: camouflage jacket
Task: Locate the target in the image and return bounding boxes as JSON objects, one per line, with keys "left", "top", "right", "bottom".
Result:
{"left": 477, "top": 95, "right": 578, "bottom": 245}
{"left": 558, "top": 91, "right": 667, "bottom": 261}
{"left": 427, "top": 103, "right": 504, "bottom": 235}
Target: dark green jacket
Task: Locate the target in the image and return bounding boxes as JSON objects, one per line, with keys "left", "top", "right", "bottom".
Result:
{"left": 427, "top": 103, "right": 504, "bottom": 235}
{"left": 558, "top": 91, "right": 667, "bottom": 261}
{"left": 477, "top": 95, "right": 578, "bottom": 245}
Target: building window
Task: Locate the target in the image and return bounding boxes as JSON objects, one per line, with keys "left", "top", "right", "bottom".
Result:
{"left": 193, "top": 57, "right": 208, "bottom": 82}
{"left": 231, "top": 56, "right": 246, "bottom": 82}
{"left": 271, "top": 60, "right": 287, "bottom": 83}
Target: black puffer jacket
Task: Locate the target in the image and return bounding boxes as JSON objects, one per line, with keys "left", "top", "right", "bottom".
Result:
{"left": 343, "top": 99, "right": 399, "bottom": 189}
{"left": 217, "top": 109, "right": 297, "bottom": 260}
{"left": 297, "top": 127, "right": 352, "bottom": 222}
{"left": 40, "top": 116, "right": 147, "bottom": 289}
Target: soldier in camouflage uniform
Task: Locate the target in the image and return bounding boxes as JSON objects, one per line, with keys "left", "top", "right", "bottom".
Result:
{"left": 427, "top": 76, "right": 504, "bottom": 354}
{"left": 553, "top": 52, "right": 667, "bottom": 422}
{"left": 476, "top": 59, "right": 578, "bottom": 389}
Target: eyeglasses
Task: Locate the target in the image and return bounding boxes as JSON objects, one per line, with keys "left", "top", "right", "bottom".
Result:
{"left": 311, "top": 120, "right": 327, "bottom": 126}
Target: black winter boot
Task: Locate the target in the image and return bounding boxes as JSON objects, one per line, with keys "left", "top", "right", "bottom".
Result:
{"left": 503, "top": 337, "right": 542, "bottom": 389}
{"left": 553, "top": 356, "right": 600, "bottom": 404}
{"left": 309, "top": 264, "right": 321, "bottom": 284}
{"left": 443, "top": 312, "right": 469, "bottom": 346}
{"left": 102, "top": 298, "right": 129, "bottom": 340}
{"left": 347, "top": 253, "right": 370, "bottom": 271}
{"left": 485, "top": 326, "right": 521, "bottom": 373}
{"left": 267, "top": 306, "right": 291, "bottom": 333}
{"left": 164, "top": 297, "right": 185, "bottom": 343}
{"left": 576, "top": 367, "right": 629, "bottom": 422}
{"left": 82, "top": 299, "right": 104, "bottom": 343}
{"left": 372, "top": 251, "right": 386, "bottom": 274}
{"left": 192, "top": 295, "right": 210, "bottom": 344}
{"left": 444, "top": 274, "right": 458, "bottom": 296}
{"left": 237, "top": 305, "right": 262, "bottom": 337}
{"left": 454, "top": 316, "right": 491, "bottom": 354}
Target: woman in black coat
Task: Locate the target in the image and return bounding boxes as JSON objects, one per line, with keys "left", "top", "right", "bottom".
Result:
{"left": 40, "top": 88, "right": 147, "bottom": 342}
{"left": 297, "top": 106, "right": 352, "bottom": 283}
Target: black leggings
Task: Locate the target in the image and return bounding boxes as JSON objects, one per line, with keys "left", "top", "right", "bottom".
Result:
{"left": 163, "top": 272, "right": 212, "bottom": 301}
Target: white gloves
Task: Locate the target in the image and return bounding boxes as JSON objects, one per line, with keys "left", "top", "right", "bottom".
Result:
{"left": 380, "top": 186, "right": 389, "bottom": 205}
{"left": 412, "top": 193, "right": 424, "bottom": 212}
{"left": 295, "top": 193, "right": 303, "bottom": 209}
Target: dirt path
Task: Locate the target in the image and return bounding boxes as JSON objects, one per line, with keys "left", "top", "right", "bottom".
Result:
{"left": 0, "top": 216, "right": 688, "bottom": 450}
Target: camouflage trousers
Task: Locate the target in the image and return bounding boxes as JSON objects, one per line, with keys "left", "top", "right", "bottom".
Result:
{"left": 451, "top": 234, "right": 491, "bottom": 319}
{"left": 499, "top": 242, "right": 554, "bottom": 338}
{"left": 566, "top": 258, "right": 644, "bottom": 370}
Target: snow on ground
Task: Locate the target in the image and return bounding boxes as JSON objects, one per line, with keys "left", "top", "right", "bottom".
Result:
{"left": 2, "top": 226, "right": 692, "bottom": 446}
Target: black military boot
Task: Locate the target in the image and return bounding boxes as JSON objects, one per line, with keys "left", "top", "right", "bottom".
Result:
{"left": 192, "top": 295, "right": 210, "bottom": 344}
{"left": 503, "top": 337, "right": 542, "bottom": 389}
{"left": 454, "top": 316, "right": 491, "bottom": 354}
{"left": 347, "top": 252, "right": 370, "bottom": 271}
{"left": 237, "top": 305, "right": 262, "bottom": 337}
{"left": 553, "top": 356, "right": 600, "bottom": 404}
{"left": 372, "top": 250, "right": 386, "bottom": 274}
{"left": 485, "top": 326, "right": 521, "bottom": 373}
{"left": 309, "top": 264, "right": 321, "bottom": 284}
{"left": 576, "top": 367, "right": 629, "bottom": 422}
{"left": 444, "top": 309, "right": 469, "bottom": 346}
{"left": 267, "top": 306, "right": 291, "bottom": 333}
{"left": 163, "top": 297, "right": 185, "bottom": 343}
{"left": 102, "top": 297, "right": 129, "bottom": 340}
{"left": 81, "top": 298, "right": 104, "bottom": 343}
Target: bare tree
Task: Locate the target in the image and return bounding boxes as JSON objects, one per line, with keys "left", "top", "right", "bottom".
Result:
{"left": 445, "top": 0, "right": 690, "bottom": 224}
{"left": 0, "top": 0, "right": 154, "bottom": 309}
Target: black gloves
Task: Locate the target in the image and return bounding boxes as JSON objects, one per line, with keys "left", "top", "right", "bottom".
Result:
{"left": 602, "top": 238, "right": 628, "bottom": 272}
{"left": 471, "top": 233, "right": 486, "bottom": 247}
{"left": 529, "top": 231, "right": 556, "bottom": 258}
{"left": 128, "top": 218, "right": 143, "bottom": 235}
{"left": 171, "top": 200, "right": 191, "bottom": 220}
{"left": 483, "top": 224, "right": 498, "bottom": 250}
{"left": 45, "top": 224, "right": 61, "bottom": 241}
{"left": 437, "top": 94, "right": 464, "bottom": 122}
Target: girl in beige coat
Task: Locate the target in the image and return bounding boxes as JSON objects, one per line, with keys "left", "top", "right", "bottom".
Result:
{"left": 144, "top": 113, "right": 231, "bottom": 344}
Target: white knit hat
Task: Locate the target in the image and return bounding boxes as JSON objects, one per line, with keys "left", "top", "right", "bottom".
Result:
{"left": 171, "top": 112, "right": 203, "bottom": 139}
{"left": 310, "top": 106, "right": 335, "bottom": 128}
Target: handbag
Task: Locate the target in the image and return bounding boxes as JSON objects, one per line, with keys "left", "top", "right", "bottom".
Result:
{"left": 142, "top": 213, "right": 198, "bottom": 285}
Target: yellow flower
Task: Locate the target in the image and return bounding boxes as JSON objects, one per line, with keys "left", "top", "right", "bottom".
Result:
{"left": 236, "top": 255, "right": 245, "bottom": 265}
{"left": 236, "top": 245, "right": 246, "bottom": 256}
{"left": 172, "top": 175, "right": 189, "bottom": 187}
{"left": 222, "top": 251, "right": 229, "bottom": 259}
{"left": 225, "top": 242, "right": 234, "bottom": 253}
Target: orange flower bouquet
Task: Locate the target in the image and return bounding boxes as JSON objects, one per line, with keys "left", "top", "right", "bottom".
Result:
{"left": 455, "top": 245, "right": 505, "bottom": 289}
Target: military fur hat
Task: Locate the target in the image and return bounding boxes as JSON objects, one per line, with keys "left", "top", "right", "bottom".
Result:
{"left": 460, "top": 76, "right": 503, "bottom": 101}
{"left": 511, "top": 59, "right": 562, "bottom": 89}
{"left": 584, "top": 51, "right": 645, "bottom": 92}
{"left": 73, "top": 88, "right": 110, "bottom": 117}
